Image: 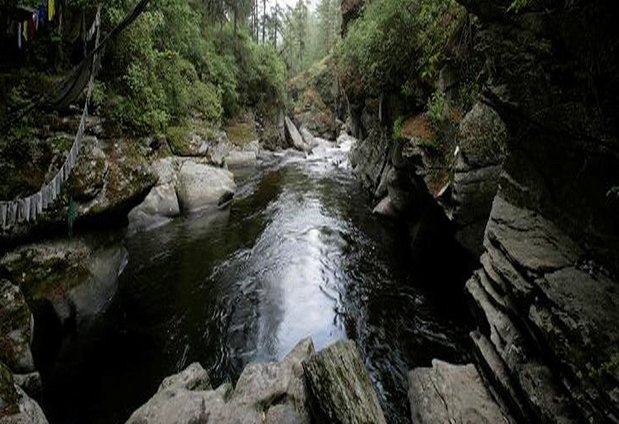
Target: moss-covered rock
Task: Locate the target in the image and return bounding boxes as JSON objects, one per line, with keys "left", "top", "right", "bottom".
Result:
{"left": 302, "top": 340, "right": 387, "bottom": 424}
{"left": 0, "top": 239, "right": 127, "bottom": 329}
{"left": 166, "top": 121, "right": 228, "bottom": 159}
{"left": 0, "top": 361, "right": 18, "bottom": 417}
{"left": 288, "top": 57, "right": 340, "bottom": 140}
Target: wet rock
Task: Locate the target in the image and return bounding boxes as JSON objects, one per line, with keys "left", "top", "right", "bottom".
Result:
{"left": 372, "top": 196, "right": 397, "bottom": 218}
{"left": 176, "top": 161, "right": 236, "bottom": 211}
{"left": 225, "top": 151, "right": 258, "bottom": 168}
{"left": 159, "top": 362, "right": 211, "bottom": 392}
{"left": 464, "top": 193, "right": 617, "bottom": 423}
{"left": 1, "top": 239, "right": 127, "bottom": 328}
{"left": 12, "top": 373, "right": 41, "bottom": 400}
{"left": 0, "top": 362, "right": 48, "bottom": 424}
{"left": 303, "top": 340, "right": 387, "bottom": 424}
{"left": 0, "top": 362, "right": 18, "bottom": 417}
{"left": 285, "top": 117, "right": 311, "bottom": 153}
{"left": 128, "top": 158, "right": 181, "bottom": 232}
{"left": 408, "top": 359, "right": 510, "bottom": 424}
{"left": 0, "top": 280, "right": 34, "bottom": 373}
{"left": 299, "top": 127, "right": 317, "bottom": 150}
{"left": 126, "top": 338, "right": 315, "bottom": 424}
{"left": 349, "top": 132, "right": 390, "bottom": 191}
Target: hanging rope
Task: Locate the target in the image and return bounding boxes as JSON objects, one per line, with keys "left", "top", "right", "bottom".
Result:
{"left": 2, "top": 0, "right": 152, "bottom": 131}
{"left": 1, "top": 0, "right": 154, "bottom": 231}
{"left": 0, "top": 7, "right": 101, "bottom": 231}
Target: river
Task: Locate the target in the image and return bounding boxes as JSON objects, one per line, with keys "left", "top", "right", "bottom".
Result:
{"left": 39, "top": 141, "right": 472, "bottom": 424}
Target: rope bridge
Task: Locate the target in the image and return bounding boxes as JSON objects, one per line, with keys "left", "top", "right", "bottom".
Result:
{"left": 0, "top": 0, "right": 152, "bottom": 231}
{"left": 0, "top": 7, "right": 100, "bottom": 231}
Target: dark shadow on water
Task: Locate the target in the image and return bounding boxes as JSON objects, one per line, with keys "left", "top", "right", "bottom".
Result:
{"left": 37, "top": 155, "right": 473, "bottom": 424}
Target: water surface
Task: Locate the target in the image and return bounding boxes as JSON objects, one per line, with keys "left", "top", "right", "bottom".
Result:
{"left": 40, "top": 144, "right": 471, "bottom": 423}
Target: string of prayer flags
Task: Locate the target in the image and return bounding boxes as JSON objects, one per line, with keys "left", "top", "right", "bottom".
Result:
{"left": 16, "top": 0, "right": 56, "bottom": 49}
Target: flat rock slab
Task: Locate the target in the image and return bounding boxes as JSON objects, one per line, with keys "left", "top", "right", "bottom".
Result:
{"left": 408, "top": 359, "right": 509, "bottom": 424}
{"left": 303, "top": 340, "right": 387, "bottom": 424}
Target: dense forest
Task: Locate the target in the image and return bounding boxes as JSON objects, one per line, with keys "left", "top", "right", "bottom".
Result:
{"left": 1, "top": 0, "right": 617, "bottom": 423}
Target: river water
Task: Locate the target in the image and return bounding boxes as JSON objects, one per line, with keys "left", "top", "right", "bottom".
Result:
{"left": 40, "top": 142, "right": 472, "bottom": 424}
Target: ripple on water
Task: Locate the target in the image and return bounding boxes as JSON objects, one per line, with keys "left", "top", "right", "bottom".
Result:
{"left": 38, "top": 144, "right": 472, "bottom": 424}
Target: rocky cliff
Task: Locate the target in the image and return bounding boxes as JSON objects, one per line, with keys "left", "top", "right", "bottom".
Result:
{"left": 455, "top": 0, "right": 619, "bottom": 422}
{"left": 343, "top": 0, "right": 619, "bottom": 422}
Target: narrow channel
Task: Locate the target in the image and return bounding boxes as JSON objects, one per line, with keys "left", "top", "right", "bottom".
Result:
{"left": 39, "top": 144, "right": 471, "bottom": 424}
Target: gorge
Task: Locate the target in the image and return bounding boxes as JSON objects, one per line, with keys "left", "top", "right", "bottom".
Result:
{"left": 1, "top": 0, "right": 618, "bottom": 423}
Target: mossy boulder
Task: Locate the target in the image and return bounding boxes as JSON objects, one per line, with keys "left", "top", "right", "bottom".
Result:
{"left": 65, "top": 137, "right": 108, "bottom": 202}
{"left": 0, "top": 239, "right": 127, "bottom": 329}
{"left": 302, "top": 340, "right": 387, "bottom": 424}
{"left": 0, "top": 361, "right": 18, "bottom": 417}
{"left": 166, "top": 122, "right": 228, "bottom": 160}
{"left": 0, "top": 362, "right": 48, "bottom": 423}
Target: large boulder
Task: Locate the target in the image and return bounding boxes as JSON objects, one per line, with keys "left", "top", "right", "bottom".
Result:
{"left": 1, "top": 137, "right": 157, "bottom": 244}
{"left": 302, "top": 340, "right": 387, "bottom": 424}
{"left": 126, "top": 338, "right": 315, "bottom": 424}
{"left": 284, "top": 117, "right": 310, "bottom": 153}
{"left": 176, "top": 161, "right": 236, "bottom": 211}
{"left": 0, "top": 239, "right": 127, "bottom": 328}
{"left": 224, "top": 150, "right": 258, "bottom": 168}
{"left": 128, "top": 158, "right": 181, "bottom": 233}
{"left": 0, "top": 280, "right": 34, "bottom": 374}
{"left": 166, "top": 125, "right": 230, "bottom": 161}
{"left": 408, "top": 359, "right": 510, "bottom": 424}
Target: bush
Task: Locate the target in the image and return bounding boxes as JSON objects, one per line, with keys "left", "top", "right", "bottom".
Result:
{"left": 99, "top": 0, "right": 285, "bottom": 135}
{"left": 338, "top": 0, "right": 465, "bottom": 101}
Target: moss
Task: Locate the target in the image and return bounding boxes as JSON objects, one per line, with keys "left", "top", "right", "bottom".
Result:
{"left": 589, "top": 353, "right": 619, "bottom": 380}
{"left": 166, "top": 125, "right": 193, "bottom": 156}
{"left": 225, "top": 122, "right": 258, "bottom": 146}
{"left": 0, "top": 360, "right": 19, "bottom": 417}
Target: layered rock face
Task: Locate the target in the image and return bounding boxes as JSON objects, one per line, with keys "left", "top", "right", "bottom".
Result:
{"left": 450, "top": 103, "right": 507, "bottom": 257}
{"left": 453, "top": 0, "right": 619, "bottom": 422}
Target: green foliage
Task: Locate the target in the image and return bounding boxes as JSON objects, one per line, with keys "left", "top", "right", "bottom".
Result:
{"left": 589, "top": 353, "right": 619, "bottom": 379}
{"left": 393, "top": 116, "right": 405, "bottom": 141}
{"left": 427, "top": 91, "right": 448, "bottom": 127}
{"left": 338, "top": 0, "right": 465, "bottom": 99}
{"left": 607, "top": 186, "right": 619, "bottom": 199}
{"left": 100, "top": 0, "right": 286, "bottom": 134}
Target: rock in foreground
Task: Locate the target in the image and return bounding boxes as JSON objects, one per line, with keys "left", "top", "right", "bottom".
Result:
{"left": 0, "top": 362, "right": 48, "bottom": 424}
{"left": 177, "top": 161, "right": 236, "bottom": 211}
{"left": 0, "top": 280, "right": 34, "bottom": 374}
{"left": 303, "top": 340, "right": 387, "bottom": 424}
{"left": 408, "top": 359, "right": 510, "bottom": 424}
{"left": 126, "top": 338, "right": 315, "bottom": 424}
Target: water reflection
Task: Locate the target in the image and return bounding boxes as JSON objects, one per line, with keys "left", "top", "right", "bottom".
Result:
{"left": 40, "top": 147, "right": 471, "bottom": 424}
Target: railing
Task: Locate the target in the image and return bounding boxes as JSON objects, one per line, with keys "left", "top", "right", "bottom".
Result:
{"left": 0, "top": 7, "right": 101, "bottom": 231}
